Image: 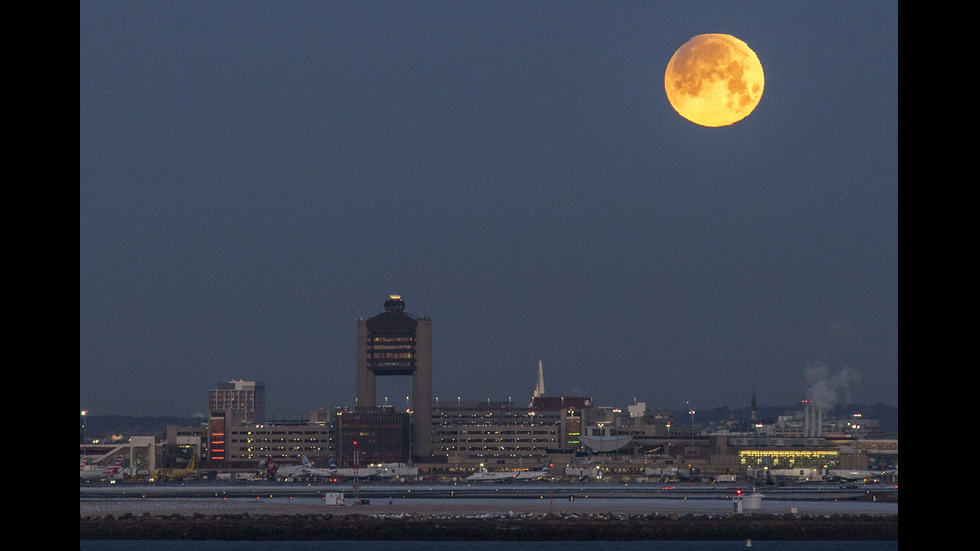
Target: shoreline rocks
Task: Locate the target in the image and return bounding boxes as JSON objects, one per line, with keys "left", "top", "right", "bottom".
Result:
{"left": 80, "top": 512, "right": 898, "bottom": 541}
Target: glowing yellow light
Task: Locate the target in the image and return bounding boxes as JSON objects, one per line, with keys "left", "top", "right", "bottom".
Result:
{"left": 665, "top": 34, "right": 765, "bottom": 127}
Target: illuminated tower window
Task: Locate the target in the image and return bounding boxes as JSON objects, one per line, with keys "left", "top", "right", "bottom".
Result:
{"left": 356, "top": 295, "right": 432, "bottom": 460}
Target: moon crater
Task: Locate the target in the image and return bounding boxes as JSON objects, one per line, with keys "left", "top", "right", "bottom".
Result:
{"left": 665, "top": 34, "right": 764, "bottom": 127}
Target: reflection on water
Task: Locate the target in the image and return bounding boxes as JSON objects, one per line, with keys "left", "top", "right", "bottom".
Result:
{"left": 81, "top": 541, "right": 900, "bottom": 551}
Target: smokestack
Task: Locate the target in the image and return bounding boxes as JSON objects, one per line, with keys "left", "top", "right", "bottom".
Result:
{"left": 803, "top": 400, "right": 823, "bottom": 437}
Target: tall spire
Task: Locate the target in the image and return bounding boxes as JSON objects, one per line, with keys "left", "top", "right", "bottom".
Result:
{"left": 750, "top": 387, "right": 758, "bottom": 421}
{"left": 530, "top": 360, "right": 545, "bottom": 406}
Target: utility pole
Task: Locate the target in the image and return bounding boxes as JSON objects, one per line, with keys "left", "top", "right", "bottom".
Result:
{"left": 549, "top": 461, "right": 554, "bottom": 515}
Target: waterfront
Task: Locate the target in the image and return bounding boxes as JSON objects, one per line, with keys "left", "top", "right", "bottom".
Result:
{"left": 81, "top": 481, "right": 897, "bottom": 543}
{"left": 80, "top": 512, "right": 898, "bottom": 544}
{"left": 82, "top": 542, "right": 899, "bottom": 551}
{"left": 81, "top": 481, "right": 898, "bottom": 517}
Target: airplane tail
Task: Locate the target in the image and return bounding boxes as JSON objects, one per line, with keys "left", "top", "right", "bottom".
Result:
{"left": 187, "top": 455, "right": 196, "bottom": 470}
{"left": 326, "top": 456, "right": 339, "bottom": 469}
{"left": 543, "top": 461, "right": 552, "bottom": 474}
{"left": 102, "top": 455, "right": 123, "bottom": 475}
{"left": 301, "top": 455, "right": 313, "bottom": 467}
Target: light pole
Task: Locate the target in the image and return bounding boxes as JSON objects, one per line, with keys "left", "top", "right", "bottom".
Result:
{"left": 337, "top": 410, "right": 343, "bottom": 467}
{"left": 689, "top": 408, "right": 696, "bottom": 441}
{"left": 80, "top": 410, "right": 88, "bottom": 459}
{"left": 549, "top": 461, "right": 554, "bottom": 514}
{"left": 406, "top": 395, "right": 412, "bottom": 465}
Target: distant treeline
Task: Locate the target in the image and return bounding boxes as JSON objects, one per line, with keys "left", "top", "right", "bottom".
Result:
{"left": 81, "top": 415, "right": 203, "bottom": 441}
{"left": 694, "top": 402, "right": 898, "bottom": 437}
{"left": 80, "top": 403, "right": 897, "bottom": 441}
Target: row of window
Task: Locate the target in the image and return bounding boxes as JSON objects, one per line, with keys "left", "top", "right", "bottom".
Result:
{"left": 369, "top": 342, "right": 414, "bottom": 349}
{"left": 435, "top": 446, "right": 553, "bottom": 452}
{"left": 737, "top": 449, "right": 839, "bottom": 467}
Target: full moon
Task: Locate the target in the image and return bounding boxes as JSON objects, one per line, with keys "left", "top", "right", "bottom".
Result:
{"left": 664, "top": 34, "right": 764, "bottom": 127}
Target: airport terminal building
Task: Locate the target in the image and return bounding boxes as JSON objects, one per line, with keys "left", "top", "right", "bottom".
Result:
{"left": 81, "top": 295, "right": 897, "bottom": 482}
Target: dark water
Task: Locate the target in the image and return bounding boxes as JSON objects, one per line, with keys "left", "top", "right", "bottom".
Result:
{"left": 81, "top": 542, "right": 898, "bottom": 551}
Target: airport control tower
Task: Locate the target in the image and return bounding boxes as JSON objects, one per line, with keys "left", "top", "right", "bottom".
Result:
{"left": 356, "top": 295, "right": 433, "bottom": 459}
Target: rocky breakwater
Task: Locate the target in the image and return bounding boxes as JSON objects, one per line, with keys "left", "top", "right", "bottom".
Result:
{"left": 80, "top": 511, "right": 898, "bottom": 541}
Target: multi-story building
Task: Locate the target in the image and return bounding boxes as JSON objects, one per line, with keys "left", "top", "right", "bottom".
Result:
{"left": 430, "top": 403, "right": 558, "bottom": 476}
{"left": 186, "top": 410, "right": 338, "bottom": 469}
{"left": 427, "top": 396, "right": 593, "bottom": 471}
{"left": 208, "top": 380, "right": 265, "bottom": 425}
{"left": 333, "top": 407, "right": 410, "bottom": 466}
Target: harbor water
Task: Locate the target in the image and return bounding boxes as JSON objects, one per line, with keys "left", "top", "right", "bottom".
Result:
{"left": 82, "top": 541, "right": 899, "bottom": 550}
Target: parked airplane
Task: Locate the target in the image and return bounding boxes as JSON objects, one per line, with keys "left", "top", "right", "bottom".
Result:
{"left": 80, "top": 454, "right": 124, "bottom": 481}
{"left": 465, "top": 464, "right": 518, "bottom": 482}
{"left": 466, "top": 459, "right": 553, "bottom": 482}
{"left": 318, "top": 456, "right": 383, "bottom": 479}
{"left": 151, "top": 455, "right": 197, "bottom": 481}
{"left": 514, "top": 460, "right": 553, "bottom": 480}
{"left": 296, "top": 455, "right": 339, "bottom": 478}
{"left": 826, "top": 468, "right": 897, "bottom": 482}
{"left": 264, "top": 456, "right": 310, "bottom": 480}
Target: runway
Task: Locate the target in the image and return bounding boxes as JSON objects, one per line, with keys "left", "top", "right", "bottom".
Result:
{"left": 80, "top": 482, "right": 897, "bottom": 518}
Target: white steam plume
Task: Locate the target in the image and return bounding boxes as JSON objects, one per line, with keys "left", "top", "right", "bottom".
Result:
{"left": 803, "top": 363, "right": 861, "bottom": 412}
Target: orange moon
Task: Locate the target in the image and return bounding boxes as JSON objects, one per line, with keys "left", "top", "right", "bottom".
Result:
{"left": 664, "top": 34, "right": 764, "bottom": 127}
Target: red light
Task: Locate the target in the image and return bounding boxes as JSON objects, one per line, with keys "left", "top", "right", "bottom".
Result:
{"left": 736, "top": 489, "right": 742, "bottom": 496}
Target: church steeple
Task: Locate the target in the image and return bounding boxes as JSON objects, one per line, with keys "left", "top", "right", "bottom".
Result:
{"left": 529, "top": 359, "right": 545, "bottom": 407}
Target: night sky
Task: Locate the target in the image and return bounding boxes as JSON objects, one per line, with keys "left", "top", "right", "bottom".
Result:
{"left": 80, "top": 2, "right": 898, "bottom": 418}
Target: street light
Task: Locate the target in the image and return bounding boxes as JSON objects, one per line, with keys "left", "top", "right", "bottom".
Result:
{"left": 406, "top": 396, "right": 412, "bottom": 465}
{"left": 689, "top": 409, "right": 696, "bottom": 440}
{"left": 80, "top": 410, "right": 88, "bottom": 459}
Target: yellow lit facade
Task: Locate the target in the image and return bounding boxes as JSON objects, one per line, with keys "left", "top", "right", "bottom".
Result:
{"left": 738, "top": 448, "right": 840, "bottom": 469}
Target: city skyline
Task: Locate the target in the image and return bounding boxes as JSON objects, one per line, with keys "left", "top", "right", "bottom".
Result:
{"left": 80, "top": 2, "right": 897, "bottom": 418}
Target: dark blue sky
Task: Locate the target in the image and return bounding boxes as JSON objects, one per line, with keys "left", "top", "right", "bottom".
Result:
{"left": 80, "top": 2, "right": 898, "bottom": 418}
